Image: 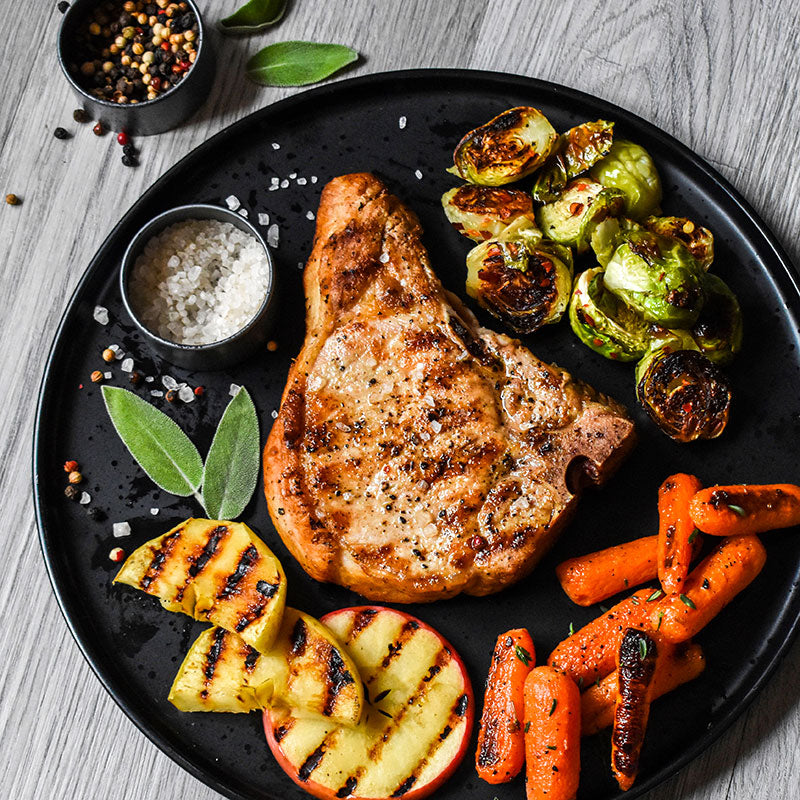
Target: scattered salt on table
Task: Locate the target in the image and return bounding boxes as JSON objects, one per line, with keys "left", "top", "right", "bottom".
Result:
{"left": 113, "top": 521, "right": 131, "bottom": 538}
{"left": 103, "top": 371, "right": 112, "bottom": 379}
{"left": 267, "top": 224, "right": 279, "bottom": 248}
{"left": 296, "top": 177, "right": 307, "bottom": 186}
{"left": 280, "top": 179, "right": 289, "bottom": 189}
{"left": 289, "top": 172, "right": 297, "bottom": 179}
{"left": 271, "top": 142, "right": 280, "bottom": 150}
{"left": 178, "top": 385, "right": 195, "bottom": 403}
{"left": 399, "top": 115, "right": 407, "bottom": 129}
{"left": 144, "top": 375, "right": 154, "bottom": 383}
{"left": 229, "top": 383, "right": 241, "bottom": 397}
{"left": 238, "top": 208, "right": 249, "bottom": 218}
{"left": 225, "top": 195, "right": 241, "bottom": 211}
{"left": 79, "top": 492, "right": 91, "bottom": 505}
{"left": 271, "top": 409, "right": 278, "bottom": 419}
{"left": 150, "top": 390, "right": 164, "bottom": 397}
{"left": 310, "top": 176, "right": 318, "bottom": 184}
{"left": 258, "top": 213, "right": 270, "bottom": 226}
{"left": 306, "top": 211, "right": 315, "bottom": 220}
{"left": 93, "top": 306, "right": 109, "bottom": 325}
{"left": 415, "top": 169, "right": 423, "bottom": 180}
{"left": 150, "top": 508, "right": 160, "bottom": 516}
{"left": 162, "top": 375, "right": 178, "bottom": 390}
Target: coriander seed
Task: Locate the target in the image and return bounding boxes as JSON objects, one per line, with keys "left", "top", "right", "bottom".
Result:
{"left": 90, "top": 370, "right": 104, "bottom": 383}
{"left": 102, "top": 347, "right": 116, "bottom": 362}
{"left": 68, "top": 470, "right": 83, "bottom": 485}
{"left": 64, "top": 485, "right": 80, "bottom": 501}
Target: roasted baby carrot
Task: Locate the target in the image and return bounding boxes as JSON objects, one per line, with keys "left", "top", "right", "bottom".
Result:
{"left": 556, "top": 535, "right": 660, "bottom": 607}
{"left": 653, "top": 534, "right": 767, "bottom": 643}
{"left": 690, "top": 484, "right": 800, "bottom": 536}
{"left": 581, "top": 642, "right": 705, "bottom": 736}
{"left": 523, "top": 666, "right": 581, "bottom": 800}
{"left": 611, "top": 628, "right": 659, "bottom": 791}
{"left": 475, "top": 628, "right": 535, "bottom": 783}
{"left": 548, "top": 589, "right": 658, "bottom": 685}
{"left": 658, "top": 473, "right": 704, "bottom": 594}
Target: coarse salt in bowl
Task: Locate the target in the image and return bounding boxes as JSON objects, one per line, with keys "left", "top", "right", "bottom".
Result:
{"left": 120, "top": 205, "right": 276, "bottom": 370}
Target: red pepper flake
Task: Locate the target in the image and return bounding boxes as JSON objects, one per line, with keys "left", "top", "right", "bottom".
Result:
{"left": 161, "top": 41, "right": 171, "bottom": 51}
{"left": 64, "top": 460, "right": 79, "bottom": 473}
{"left": 682, "top": 402, "right": 693, "bottom": 413}
{"left": 469, "top": 535, "right": 487, "bottom": 551}
{"left": 194, "top": 385, "right": 204, "bottom": 396}
{"left": 569, "top": 202, "right": 584, "bottom": 216}
{"left": 117, "top": 131, "right": 129, "bottom": 146}
{"left": 109, "top": 547, "right": 126, "bottom": 563}
{"left": 593, "top": 337, "right": 604, "bottom": 347}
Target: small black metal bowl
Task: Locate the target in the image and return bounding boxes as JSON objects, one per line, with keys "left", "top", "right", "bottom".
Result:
{"left": 57, "top": 0, "right": 215, "bottom": 135}
{"left": 120, "top": 204, "right": 277, "bottom": 371}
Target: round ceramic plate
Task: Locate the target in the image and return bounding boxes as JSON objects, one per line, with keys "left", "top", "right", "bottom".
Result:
{"left": 33, "top": 70, "right": 800, "bottom": 800}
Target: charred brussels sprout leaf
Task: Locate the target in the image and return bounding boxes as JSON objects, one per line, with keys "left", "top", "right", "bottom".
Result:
{"left": 589, "top": 140, "right": 662, "bottom": 220}
{"left": 441, "top": 185, "right": 536, "bottom": 242}
{"left": 465, "top": 218, "right": 572, "bottom": 334}
{"left": 635, "top": 343, "right": 732, "bottom": 442}
{"left": 643, "top": 216, "right": 715, "bottom": 269}
{"left": 532, "top": 120, "right": 615, "bottom": 203}
{"left": 689, "top": 273, "right": 743, "bottom": 365}
{"left": 536, "top": 179, "right": 625, "bottom": 253}
{"left": 604, "top": 231, "right": 706, "bottom": 328}
{"left": 569, "top": 267, "right": 656, "bottom": 361}
{"left": 453, "top": 107, "right": 558, "bottom": 186}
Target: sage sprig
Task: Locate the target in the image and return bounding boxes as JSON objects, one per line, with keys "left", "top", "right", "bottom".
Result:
{"left": 218, "top": 0, "right": 287, "bottom": 35}
{"left": 102, "top": 385, "right": 260, "bottom": 520}
{"left": 246, "top": 41, "right": 358, "bottom": 87}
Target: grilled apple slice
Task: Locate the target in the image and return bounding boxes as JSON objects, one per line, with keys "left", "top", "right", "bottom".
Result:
{"left": 114, "top": 518, "right": 286, "bottom": 652}
{"left": 169, "top": 608, "right": 363, "bottom": 726}
{"left": 264, "top": 606, "right": 474, "bottom": 800}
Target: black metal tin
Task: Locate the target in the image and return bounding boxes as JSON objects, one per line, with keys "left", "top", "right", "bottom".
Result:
{"left": 57, "top": 0, "right": 215, "bottom": 135}
{"left": 120, "top": 204, "right": 276, "bottom": 370}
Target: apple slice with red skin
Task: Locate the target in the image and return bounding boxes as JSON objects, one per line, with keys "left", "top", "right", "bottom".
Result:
{"left": 264, "top": 606, "right": 474, "bottom": 800}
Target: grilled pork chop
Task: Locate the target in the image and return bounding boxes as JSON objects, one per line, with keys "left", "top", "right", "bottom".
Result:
{"left": 264, "top": 174, "right": 635, "bottom": 603}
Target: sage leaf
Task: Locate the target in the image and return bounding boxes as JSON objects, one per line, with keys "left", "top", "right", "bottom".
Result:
{"left": 246, "top": 41, "right": 358, "bottom": 87}
{"left": 102, "top": 386, "right": 203, "bottom": 497}
{"left": 218, "top": 0, "right": 287, "bottom": 35}
{"left": 201, "top": 387, "right": 260, "bottom": 520}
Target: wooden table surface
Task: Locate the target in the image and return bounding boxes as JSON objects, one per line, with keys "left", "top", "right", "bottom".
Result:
{"left": 3, "top": 1, "right": 799, "bottom": 798}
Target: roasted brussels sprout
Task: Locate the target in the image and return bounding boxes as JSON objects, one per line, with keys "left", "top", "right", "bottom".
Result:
{"left": 635, "top": 340, "right": 731, "bottom": 442}
{"left": 643, "top": 215, "right": 714, "bottom": 269}
{"left": 569, "top": 267, "right": 658, "bottom": 361}
{"left": 589, "top": 216, "right": 644, "bottom": 267}
{"left": 531, "top": 120, "right": 615, "bottom": 203}
{"left": 441, "top": 185, "right": 536, "bottom": 242}
{"left": 603, "top": 231, "right": 706, "bottom": 328}
{"left": 689, "top": 273, "right": 743, "bottom": 365}
{"left": 589, "top": 140, "right": 662, "bottom": 220}
{"left": 465, "top": 218, "right": 573, "bottom": 333}
{"left": 536, "top": 179, "right": 625, "bottom": 253}
{"left": 452, "top": 107, "right": 558, "bottom": 186}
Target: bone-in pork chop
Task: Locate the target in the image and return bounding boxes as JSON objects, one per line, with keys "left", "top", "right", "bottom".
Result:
{"left": 263, "top": 174, "right": 635, "bottom": 603}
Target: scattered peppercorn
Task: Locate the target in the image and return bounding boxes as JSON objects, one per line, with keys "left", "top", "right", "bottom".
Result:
{"left": 165, "top": 389, "right": 176, "bottom": 402}
{"left": 93, "top": 122, "right": 105, "bottom": 136}
{"left": 267, "top": 340, "right": 278, "bottom": 352}
{"left": 64, "top": 460, "right": 79, "bottom": 472}
{"left": 193, "top": 385, "right": 204, "bottom": 396}
{"left": 121, "top": 154, "right": 138, "bottom": 167}
{"left": 102, "top": 347, "right": 116, "bottom": 362}
{"left": 54, "top": 127, "right": 70, "bottom": 140}
{"left": 109, "top": 547, "right": 126, "bottom": 562}
{"left": 122, "top": 143, "right": 137, "bottom": 157}
{"left": 68, "top": 470, "right": 83, "bottom": 485}
{"left": 58, "top": 1, "right": 70, "bottom": 13}
{"left": 117, "top": 131, "right": 129, "bottom": 145}
{"left": 87, "top": 507, "right": 106, "bottom": 521}
{"left": 129, "top": 370, "right": 142, "bottom": 385}
{"left": 90, "top": 369, "right": 104, "bottom": 383}
{"left": 5, "top": 194, "right": 21, "bottom": 206}
{"left": 64, "top": 485, "right": 80, "bottom": 501}
{"left": 73, "top": 108, "right": 91, "bottom": 123}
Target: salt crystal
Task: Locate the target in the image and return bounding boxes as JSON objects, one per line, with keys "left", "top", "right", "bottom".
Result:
{"left": 150, "top": 508, "right": 159, "bottom": 516}
{"left": 398, "top": 115, "right": 407, "bottom": 129}
{"left": 93, "top": 306, "right": 109, "bottom": 325}
{"left": 297, "top": 177, "right": 307, "bottom": 185}
{"left": 178, "top": 385, "right": 195, "bottom": 403}
{"left": 145, "top": 376, "right": 154, "bottom": 383}
{"left": 225, "top": 195, "right": 241, "bottom": 211}
{"left": 414, "top": 169, "right": 423, "bottom": 180}
{"left": 311, "top": 176, "right": 318, "bottom": 184}
{"left": 430, "top": 419, "right": 442, "bottom": 433}
{"left": 229, "top": 383, "right": 241, "bottom": 397}
{"left": 258, "top": 213, "right": 270, "bottom": 226}
{"left": 271, "top": 142, "right": 280, "bottom": 150}
{"left": 271, "top": 409, "right": 278, "bottom": 419}
{"left": 280, "top": 179, "right": 289, "bottom": 189}
{"left": 336, "top": 422, "right": 351, "bottom": 432}
{"left": 379, "top": 252, "right": 389, "bottom": 263}
{"left": 420, "top": 431, "right": 431, "bottom": 441}
{"left": 267, "top": 224, "right": 279, "bottom": 248}
{"left": 424, "top": 395, "right": 435, "bottom": 407}
{"left": 117, "top": 358, "right": 132, "bottom": 375}
{"left": 306, "top": 211, "right": 315, "bottom": 220}
{"left": 297, "top": 261, "right": 304, "bottom": 270}
{"left": 269, "top": 185, "right": 279, "bottom": 192}
{"left": 238, "top": 208, "right": 249, "bottom": 218}
{"left": 150, "top": 390, "right": 164, "bottom": 397}
{"left": 289, "top": 172, "right": 297, "bottom": 179}
{"left": 416, "top": 480, "right": 430, "bottom": 491}
{"left": 108, "top": 344, "right": 120, "bottom": 354}
{"left": 79, "top": 492, "right": 91, "bottom": 505}
{"left": 113, "top": 521, "right": 131, "bottom": 538}
{"left": 162, "top": 375, "right": 178, "bottom": 390}
{"left": 103, "top": 371, "right": 112, "bottom": 379}
{"left": 342, "top": 491, "right": 352, "bottom": 501}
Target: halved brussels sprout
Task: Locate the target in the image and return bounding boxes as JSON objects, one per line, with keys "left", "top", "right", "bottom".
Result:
{"left": 465, "top": 218, "right": 573, "bottom": 334}
{"left": 689, "top": 273, "right": 742, "bottom": 365}
{"left": 453, "top": 107, "right": 558, "bottom": 186}
{"left": 589, "top": 216, "right": 644, "bottom": 267}
{"left": 604, "top": 231, "right": 706, "bottom": 328}
{"left": 536, "top": 179, "right": 625, "bottom": 253}
{"left": 635, "top": 339, "right": 731, "bottom": 442}
{"left": 589, "top": 140, "right": 662, "bottom": 220}
{"left": 441, "top": 185, "right": 536, "bottom": 242}
{"left": 643, "top": 216, "right": 714, "bottom": 269}
{"left": 531, "top": 120, "right": 615, "bottom": 203}
{"left": 569, "top": 267, "right": 659, "bottom": 361}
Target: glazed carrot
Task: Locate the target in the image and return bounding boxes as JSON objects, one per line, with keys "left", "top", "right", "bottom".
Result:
{"left": 652, "top": 535, "right": 767, "bottom": 643}
{"left": 581, "top": 642, "right": 705, "bottom": 736}
{"left": 690, "top": 484, "right": 800, "bottom": 536}
{"left": 548, "top": 589, "right": 658, "bottom": 685}
{"left": 475, "top": 628, "right": 535, "bottom": 783}
{"left": 611, "top": 629, "right": 659, "bottom": 791}
{"left": 523, "top": 666, "right": 581, "bottom": 800}
{"left": 657, "top": 473, "right": 704, "bottom": 594}
{"left": 556, "top": 535, "right": 660, "bottom": 607}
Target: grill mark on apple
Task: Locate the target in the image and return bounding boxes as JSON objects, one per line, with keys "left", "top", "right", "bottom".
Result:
{"left": 335, "top": 776, "right": 358, "bottom": 798}
{"left": 391, "top": 775, "right": 417, "bottom": 797}
{"left": 188, "top": 525, "right": 229, "bottom": 577}
{"left": 348, "top": 608, "right": 378, "bottom": 641}
{"left": 243, "top": 644, "right": 260, "bottom": 672}
{"left": 323, "top": 646, "right": 356, "bottom": 716}
{"left": 290, "top": 618, "right": 308, "bottom": 656}
{"left": 298, "top": 743, "right": 327, "bottom": 781}
{"left": 204, "top": 627, "right": 228, "bottom": 685}
{"left": 140, "top": 527, "right": 184, "bottom": 590}
{"left": 234, "top": 577, "right": 279, "bottom": 633}
{"left": 217, "top": 543, "right": 259, "bottom": 598}
{"left": 376, "top": 620, "right": 421, "bottom": 673}
{"left": 272, "top": 719, "right": 295, "bottom": 742}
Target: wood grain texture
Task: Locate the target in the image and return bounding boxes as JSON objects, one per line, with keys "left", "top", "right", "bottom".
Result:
{"left": 1, "top": 1, "right": 798, "bottom": 799}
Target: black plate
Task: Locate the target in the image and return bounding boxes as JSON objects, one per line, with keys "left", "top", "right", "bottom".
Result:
{"left": 33, "top": 70, "right": 800, "bottom": 800}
